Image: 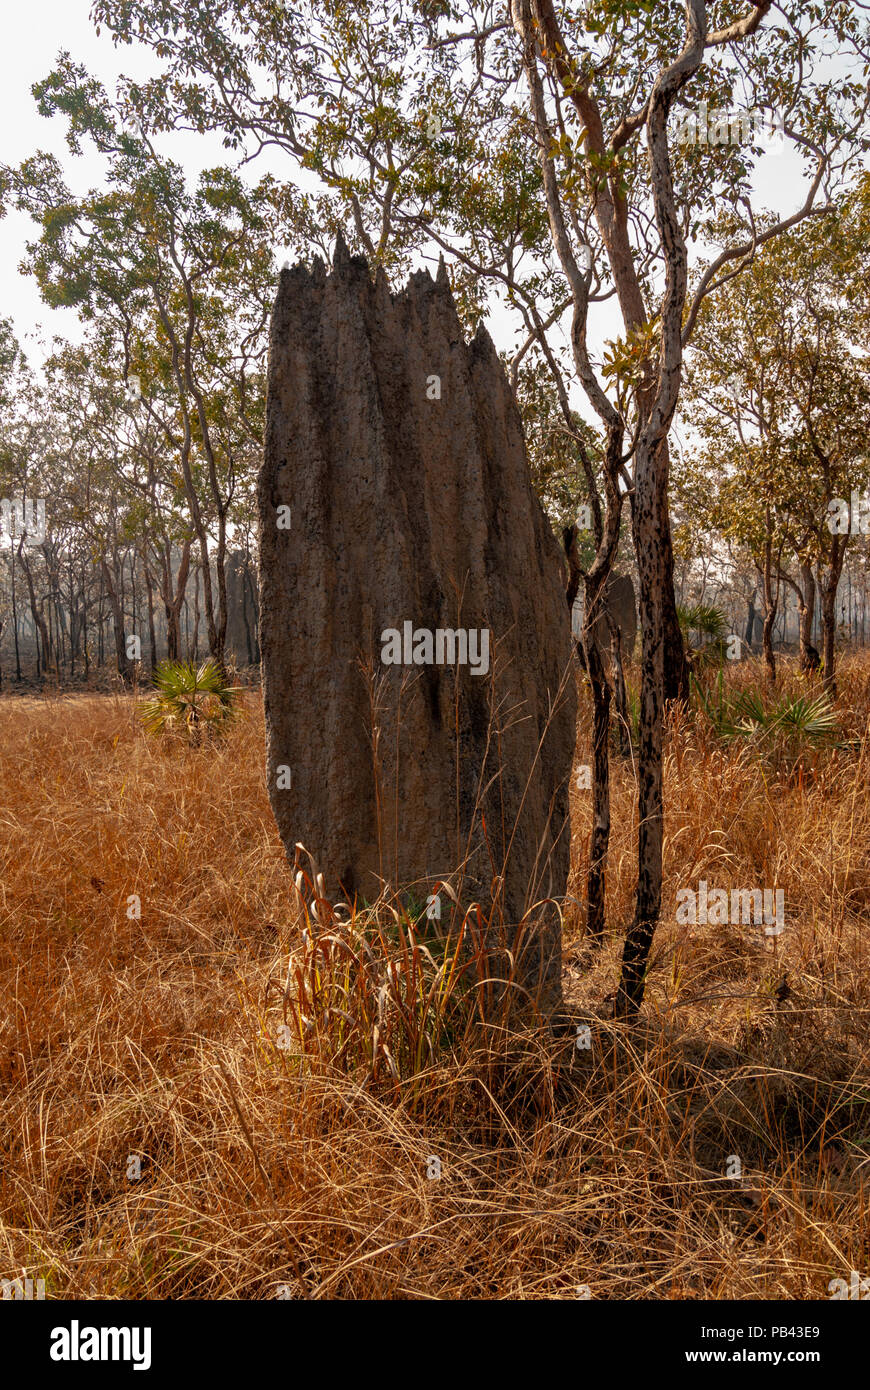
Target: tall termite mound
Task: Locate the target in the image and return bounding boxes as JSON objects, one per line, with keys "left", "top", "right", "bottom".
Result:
{"left": 258, "top": 237, "right": 576, "bottom": 1009}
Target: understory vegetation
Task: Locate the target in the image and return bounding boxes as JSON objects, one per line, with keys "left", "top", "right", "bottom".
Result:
{"left": 1, "top": 656, "right": 867, "bottom": 1299}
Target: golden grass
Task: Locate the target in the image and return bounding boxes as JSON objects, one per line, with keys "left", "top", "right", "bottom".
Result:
{"left": 0, "top": 659, "right": 868, "bottom": 1300}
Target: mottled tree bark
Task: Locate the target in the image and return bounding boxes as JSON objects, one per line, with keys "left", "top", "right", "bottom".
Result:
{"left": 610, "top": 623, "right": 630, "bottom": 757}
{"left": 658, "top": 441, "right": 690, "bottom": 703}
{"left": 797, "top": 562, "right": 821, "bottom": 672}
{"left": 99, "top": 555, "right": 131, "bottom": 682}
{"left": 762, "top": 544, "right": 778, "bottom": 684}
{"left": 818, "top": 535, "right": 847, "bottom": 696}
{"left": 617, "top": 438, "right": 666, "bottom": 1015}
{"left": 614, "top": 4, "right": 706, "bottom": 1018}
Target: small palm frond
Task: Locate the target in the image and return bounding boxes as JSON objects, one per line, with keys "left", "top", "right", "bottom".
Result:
{"left": 765, "top": 693, "right": 838, "bottom": 740}
{"left": 140, "top": 659, "right": 241, "bottom": 739}
{"left": 730, "top": 689, "right": 768, "bottom": 732}
{"left": 678, "top": 603, "right": 730, "bottom": 643}
{"left": 695, "top": 677, "right": 840, "bottom": 750}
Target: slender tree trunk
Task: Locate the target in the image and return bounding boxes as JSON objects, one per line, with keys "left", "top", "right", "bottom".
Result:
{"left": 565, "top": 423, "right": 624, "bottom": 949}
{"left": 744, "top": 587, "right": 758, "bottom": 649}
{"left": 610, "top": 623, "right": 630, "bottom": 756}
{"left": 581, "top": 569, "right": 612, "bottom": 943}
{"left": 11, "top": 541, "right": 21, "bottom": 681}
{"left": 215, "top": 518, "right": 228, "bottom": 672}
{"left": 81, "top": 564, "right": 90, "bottom": 678}
{"left": 97, "top": 565, "right": 105, "bottom": 669}
{"left": 19, "top": 542, "right": 52, "bottom": 682}
{"left": 242, "top": 547, "right": 259, "bottom": 666}
{"left": 48, "top": 589, "right": 54, "bottom": 674}
{"left": 161, "top": 538, "right": 190, "bottom": 662}
{"left": 616, "top": 440, "right": 665, "bottom": 1017}
{"left": 242, "top": 571, "right": 254, "bottom": 666}
{"left": 143, "top": 555, "right": 158, "bottom": 673}
{"left": 819, "top": 537, "right": 846, "bottom": 696}
{"left": 658, "top": 443, "right": 690, "bottom": 703}
{"left": 820, "top": 584, "right": 837, "bottom": 695}
{"left": 797, "top": 561, "right": 820, "bottom": 672}
{"left": 190, "top": 565, "right": 201, "bottom": 661}
{"left": 761, "top": 530, "right": 777, "bottom": 684}
{"left": 100, "top": 557, "right": 132, "bottom": 682}
{"left": 130, "top": 551, "right": 139, "bottom": 667}
{"left": 68, "top": 557, "right": 77, "bottom": 680}
{"left": 55, "top": 592, "right": 66, "bottom": 679}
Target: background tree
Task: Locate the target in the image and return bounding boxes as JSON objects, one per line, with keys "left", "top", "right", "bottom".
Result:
{"left": 3, "top": 67, "right": 274, "bottom": 672}
{"left": 682, "top": 203, "right": 870, "bottom": 692}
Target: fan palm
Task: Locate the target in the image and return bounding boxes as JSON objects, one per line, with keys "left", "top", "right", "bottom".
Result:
{"left": 678, "top": 603, "right": 730, "bottom": 666}
{"left": 140, "top": 659, "right": 241, "bottom": 740}
{"left": 695, "top": 671, "right": 839, "bottom": 748}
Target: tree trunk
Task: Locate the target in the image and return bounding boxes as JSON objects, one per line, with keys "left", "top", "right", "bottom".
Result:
{"left": 797, "top": 561, "right": 820, "bottom": 672}
{"left": 616, "top": 441, "right": 665, "bottom": 1017}
{"left": 818, "top": 536, "right": 846, "bottom": 697}
{"left": 581, "top": 568, "right": 612, "bottom": 943}
{"left": 11, "top": 541, "right": 21, "bottom": 681}
{"left": 143, "top": 555, "right": 158, "bottom": 673}
{"left": 100, "top": 556, "right": 132, "bottom": 682}
{"left": 820, "top": 584, "right": 837, "bottom": 695}
{"left": 19, "top": 542, "right": 53, "bottom": 681}
{"left": 658, "top": 440, "right": 690, "bottom": 703}
{"left": 610, "top": 623, "right": 630, "bottom": 756}
{"left": 761, "top": 530, "right": 777, "bottom": 684}
{"left": 81, "top": 564, "right": 90, "bottom": 678}
{"left": 161, "top": 538, "right": 190, "bottom": 663}
{"left": 744, "top": 588, "right": 758, "bottom": 649}
{"left": 565, "top": 420, "right": 624, "bottom": 949}
{"left": 190, "top": 564, "right": 201, "bottom": 661}
{"left": 243, "top": 552, "right": 259, "bottom": 665}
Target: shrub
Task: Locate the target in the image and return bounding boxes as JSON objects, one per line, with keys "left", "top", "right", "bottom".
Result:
{"left": 139, "top": 659, "right": 241, "bottom": 742}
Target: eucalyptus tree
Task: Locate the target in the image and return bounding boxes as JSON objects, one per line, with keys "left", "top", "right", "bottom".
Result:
{"left": 40, "top": 336, "right": 167, "bottom": 678}
{"left": 2, "top": 68, "right": 274, "bottom": 670}
{"left": 0, "top": 321, "right": 26, "bottom": 681}
{"left": 680, "top": 243, "right": 797, "bottom": 682}
{"left": 90, "top": 0, "right": 869, "bottom": 1014}
{"left": 683, "top": 206, "right": 870, "bottom": 693}
{"left": 0, "top": 321, "right": 57, "bottom": 679}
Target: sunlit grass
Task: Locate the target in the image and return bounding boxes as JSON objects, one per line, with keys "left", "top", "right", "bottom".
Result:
{"left": 0, "top": 658, "right": 868, "bottom": 1299}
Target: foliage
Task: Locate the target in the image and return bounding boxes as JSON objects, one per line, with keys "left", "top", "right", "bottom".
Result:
{"left": 139, "top": 659, "right": 241, "bottom": 739}
{"left": 678, "top": 602, "right": 730, "bottom": 666}
{"left": 678, "top": 199, "right": 870, "bottom": 603}
{"left": 514, "top": 354, "right": 603, "bottom": 533}
{"left": 678, "top": 603, "right": 728, "bottom": 642}
{"left": 694, "top": 669, "right": 841, "bottom": 754}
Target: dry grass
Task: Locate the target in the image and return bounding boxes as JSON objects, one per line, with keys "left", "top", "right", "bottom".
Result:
{"left": 1, "top": 658, "right": 869, "bottom": 1300}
